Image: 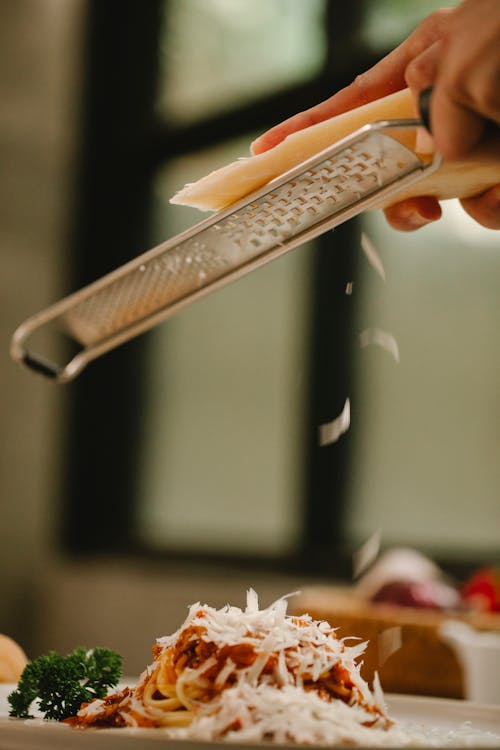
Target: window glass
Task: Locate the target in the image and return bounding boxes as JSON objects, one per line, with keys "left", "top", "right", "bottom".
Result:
{"left": 345, "top": 202, "right": 500, "bottom": 556}
{"left": 158, "top": 0, "right": 327, "bottom": 123}
{"left": 136, "top": 139, "right": 313, "bottom": 555}
{"left": 361, "top": 0, "right": 458, "bottom": 50}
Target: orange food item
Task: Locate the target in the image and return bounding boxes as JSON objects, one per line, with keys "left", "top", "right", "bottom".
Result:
{"left": 0, "top": 633, "right": 28, "bottom": 682}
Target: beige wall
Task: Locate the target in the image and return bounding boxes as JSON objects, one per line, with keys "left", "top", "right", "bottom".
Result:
{"left": 0, "top": 0, "right": 84, "bottom": 643}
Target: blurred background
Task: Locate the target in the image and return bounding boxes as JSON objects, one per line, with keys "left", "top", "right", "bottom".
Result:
{"left": 1, "top": 0, "right": 498, "bottom": 675}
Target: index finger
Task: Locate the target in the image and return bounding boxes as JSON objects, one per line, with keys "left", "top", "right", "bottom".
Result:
{"left": 251, "top": 8, "right": 454, "bottom": 155}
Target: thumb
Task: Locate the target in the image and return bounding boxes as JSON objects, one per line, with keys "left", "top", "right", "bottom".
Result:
{"left": 431, "top": 86, "right": 487, "bottom": 160}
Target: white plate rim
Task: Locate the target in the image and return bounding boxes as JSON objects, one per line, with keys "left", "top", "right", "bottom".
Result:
{"left": 0, "top": 687, "right": 499, "bottom": 749}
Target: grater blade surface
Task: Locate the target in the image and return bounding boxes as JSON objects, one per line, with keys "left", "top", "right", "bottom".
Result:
{"left": 11, "top": 120, "right": 440, "bottom": 382}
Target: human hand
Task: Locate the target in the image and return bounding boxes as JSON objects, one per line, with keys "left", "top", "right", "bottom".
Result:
{"left": 251, "top": 0, "right": 500, "bottom": 231}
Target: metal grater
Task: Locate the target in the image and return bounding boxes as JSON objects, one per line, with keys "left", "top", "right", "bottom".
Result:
{"left": 11, "top": 118, "right": 440, "bottom": 382}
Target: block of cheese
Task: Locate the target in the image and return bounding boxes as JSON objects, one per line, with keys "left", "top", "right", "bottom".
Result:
{"left": 0, "top": 633, "right": 28, "bottom": 682}
{"left": 170, "top": 88, "right": 500, "bottom": 212}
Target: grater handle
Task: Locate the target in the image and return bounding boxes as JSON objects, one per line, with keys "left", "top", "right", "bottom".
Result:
{"left": 417, "top": 85, "right": 500, "bottom": 136}
{"left": 418, "top": 88, "right": 433, "bottom": 133}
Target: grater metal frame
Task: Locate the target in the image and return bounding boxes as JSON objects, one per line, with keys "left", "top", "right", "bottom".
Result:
{"left": 11, "top": 118, "right": 441, "bottom": 383}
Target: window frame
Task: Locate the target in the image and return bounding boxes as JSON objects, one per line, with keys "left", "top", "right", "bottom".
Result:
{"left": 61, "top": 0, "right": 481, "bottom": 582}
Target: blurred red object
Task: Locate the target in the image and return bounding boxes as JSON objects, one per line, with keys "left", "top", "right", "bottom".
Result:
{"left": 372, "top": 579, "right": 459, "bottom": 610}
{"left": 462, "top": 568, "right": 500, "bottom": 612}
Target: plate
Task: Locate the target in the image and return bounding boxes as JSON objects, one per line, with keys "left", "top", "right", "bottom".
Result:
{"left": 1, "top": 685, "right": 499, "bottom": 750}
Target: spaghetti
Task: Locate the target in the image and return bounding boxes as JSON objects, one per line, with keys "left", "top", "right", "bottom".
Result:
{"left": 72, "top": 590, "right": 391, "bottom": 742}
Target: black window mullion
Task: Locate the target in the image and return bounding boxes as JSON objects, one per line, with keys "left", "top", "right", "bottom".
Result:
{"left": 62, "top": 0, "right": 163, "bottom": 553}
{"left": 299, "top": 3, "right": 372, "bottom": 578}
{"left": 300, "top": 220, "right": 361, "bottom": 579}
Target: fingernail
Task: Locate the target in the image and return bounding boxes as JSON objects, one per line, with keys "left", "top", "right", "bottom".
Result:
{"left": 251, "top": 132, "right": 284, "bottom": 154}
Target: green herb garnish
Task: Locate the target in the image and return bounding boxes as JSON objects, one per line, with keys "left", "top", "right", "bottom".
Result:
{"left": 8, "top": 646, "right": 122, "bottom": 721}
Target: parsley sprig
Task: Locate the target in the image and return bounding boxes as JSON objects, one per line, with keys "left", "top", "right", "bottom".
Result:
{"left": 8, "top": 646, "right": 122, "bottom": 721}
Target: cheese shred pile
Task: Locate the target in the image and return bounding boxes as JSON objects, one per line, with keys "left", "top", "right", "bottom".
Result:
{"left": 72, "top": 590, "right": 392, "bottom": 744}
{"left": 70, "top": 591, "right": 500, "bottom": 747}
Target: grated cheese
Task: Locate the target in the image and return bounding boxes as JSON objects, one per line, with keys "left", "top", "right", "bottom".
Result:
{"left": 170, "top": 683, "right": 392, "bottom": 746}
{"left": 156, "top": 589, "right": 378, "bottom": 719}
{"left": 318, "top": 398, "right": 351, "bottom": 447}
{"left": 167, "top": 682, "right": 500, "bottom": 747}
{"left": 353, "top": 528, "right": 383, "bottom": 579}
{"left": 360, "top": 231, "right": 386, "bottom": 281}
{"left": 359, "top": 327, "right": 400, "bottom": 362}
{"left": 378, "top": 626, "right": 403, "bottom": 667}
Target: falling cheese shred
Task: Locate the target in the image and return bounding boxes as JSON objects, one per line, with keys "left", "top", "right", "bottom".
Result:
{"left": 360, "top": 231, "right": 387, "bottom": 281}
{"left": 360, "top": 327, "right": 400, "bottom": 363}
{"left": 318, "top": 398, "right": 351, "bottom": 447}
